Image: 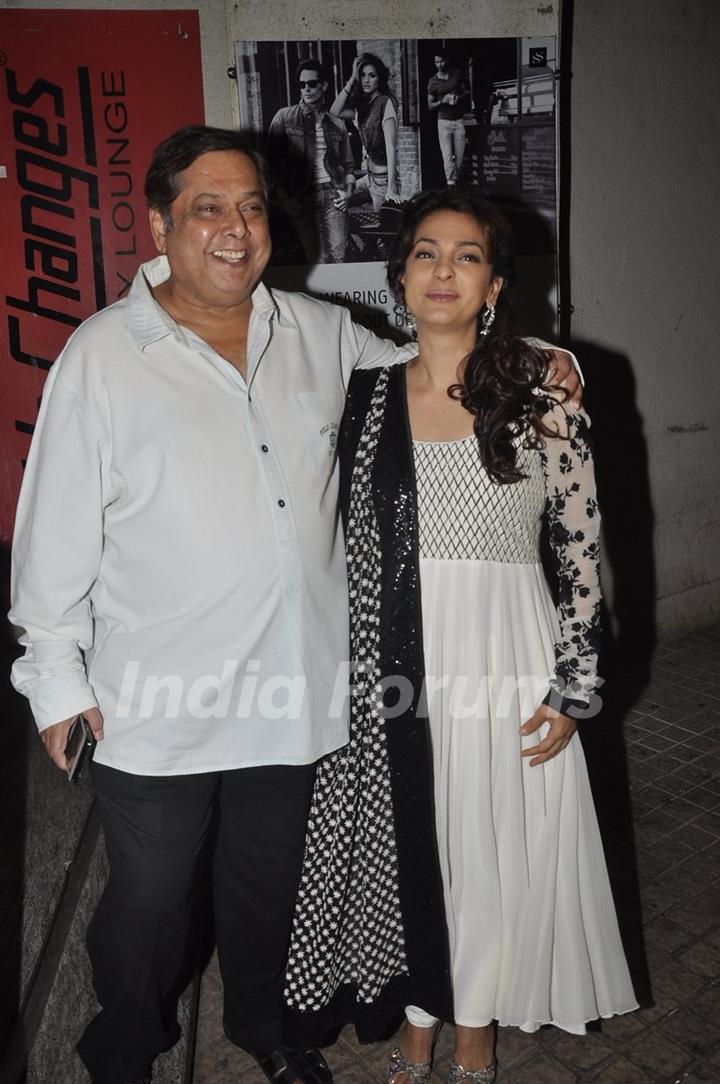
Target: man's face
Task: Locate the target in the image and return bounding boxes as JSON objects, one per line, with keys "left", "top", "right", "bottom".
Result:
{"left": 149, "top": 150, "right": 271, "bottom": 313}
{"left": 434, "top": 55, "right": 448, "bottom": 74}
{"left": 299, "top": 68, "right": 326, "bottom": 110}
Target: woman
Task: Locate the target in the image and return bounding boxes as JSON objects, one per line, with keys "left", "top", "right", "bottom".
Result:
{"left": 331, "top": 53, "right": 402, "bottom": 209}
{"left": 284, "top": 190, "right": 637, "bottom": 1082}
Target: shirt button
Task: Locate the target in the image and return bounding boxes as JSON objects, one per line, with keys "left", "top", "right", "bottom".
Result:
{"left": 278, "top": 499, "right": 286, "bottom": 508}
{"left": 261, "top": 444, "right": 269, "bottom": 453}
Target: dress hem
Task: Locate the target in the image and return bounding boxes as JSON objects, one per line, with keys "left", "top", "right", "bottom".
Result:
{"left": 495, "top": 1001, "right": 640, "bottom": 1035}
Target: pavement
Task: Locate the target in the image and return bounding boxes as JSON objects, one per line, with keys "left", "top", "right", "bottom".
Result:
{"left": 192, "top": 624, "right": 720, "bottom": 1084}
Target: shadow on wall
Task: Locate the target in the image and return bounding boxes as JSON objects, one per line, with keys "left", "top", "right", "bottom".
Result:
{"left": 571, "top": 336, "right": 657, "bottom": 1010}
{"left": 0, "top": 541, "right": 28, "bottom": 1076}
{"left": 505, "top": 192, "right": 657, "bottom": 1006}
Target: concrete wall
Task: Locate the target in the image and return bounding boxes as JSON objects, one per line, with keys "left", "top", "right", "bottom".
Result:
{"left": 226, "top": 0, "right": 555, "bottom": 51}
{"left": 569, "top": 0, "right": 720, "bottom": 637}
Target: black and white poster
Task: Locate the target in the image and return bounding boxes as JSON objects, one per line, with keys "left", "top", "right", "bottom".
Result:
{"left": 234, "top": 37, "right": 557, "bottom": 336}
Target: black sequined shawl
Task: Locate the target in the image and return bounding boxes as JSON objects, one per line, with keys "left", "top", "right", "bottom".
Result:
{"left": 283, "top": 365, "right": 452, "bottom": 1046}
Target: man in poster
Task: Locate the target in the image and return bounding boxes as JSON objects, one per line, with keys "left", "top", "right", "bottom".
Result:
{"left": 427, "top": 48, "right": 470, "bottom": 186}
{"left": 268, "top": 58, "right": 356, "bottom": 263}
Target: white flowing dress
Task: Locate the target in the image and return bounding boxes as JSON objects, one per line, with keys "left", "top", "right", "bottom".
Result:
{"left": 409, "top": 409, "right": 638, "bottom": 1033}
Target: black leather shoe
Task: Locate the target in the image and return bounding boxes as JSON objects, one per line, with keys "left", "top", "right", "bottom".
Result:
{"left": 287, "top": 1048, "right": 333, "bottom": 1084}
{"left": 249, "top": 1048, "right": 301, "bottom": 1083}
{"left": 249, "top": 1046, "right": 333, "bottom": 1083}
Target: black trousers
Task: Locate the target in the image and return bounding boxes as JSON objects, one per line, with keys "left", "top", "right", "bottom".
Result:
{"left": 77, "top": 760, "right": 315, "bottom": 1084}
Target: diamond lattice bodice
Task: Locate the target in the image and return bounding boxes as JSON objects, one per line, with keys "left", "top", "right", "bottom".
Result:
{"left": 413, "top": 436, "right": 545, "bottom": 563}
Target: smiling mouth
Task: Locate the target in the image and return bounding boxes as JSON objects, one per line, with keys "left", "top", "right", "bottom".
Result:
{"left": 426, "top": 291, "right": 459, "bottom": 300}
{"left": 211, "top": 249, "right": 249, "bottom": 263}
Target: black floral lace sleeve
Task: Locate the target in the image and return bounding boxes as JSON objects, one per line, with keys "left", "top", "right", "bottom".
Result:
{"left": 539, "top": 403, "right": 602, "bottom": 716}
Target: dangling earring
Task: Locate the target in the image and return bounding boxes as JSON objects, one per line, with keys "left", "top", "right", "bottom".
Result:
{"left": 394, "top": 296, "right": 417, "bottom": 341}
{"left": 479, "top": 302, "right": 496, "bottom": 337}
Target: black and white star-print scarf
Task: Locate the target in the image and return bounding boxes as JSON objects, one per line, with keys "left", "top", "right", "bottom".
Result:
{"left": 284, "top": 368, "right": 409, "bottom": 1012}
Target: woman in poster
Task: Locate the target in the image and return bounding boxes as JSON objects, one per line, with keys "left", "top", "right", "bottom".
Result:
{"left": 284, "top": 189, "right": 637, "bottom": 1083}
{"left": 330, "top": 52, "right": 402, "bottom": 210}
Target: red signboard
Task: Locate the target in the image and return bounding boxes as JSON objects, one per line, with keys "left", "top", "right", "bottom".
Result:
{"left": 0, "top": 10, "right": 205, "bottom": 543}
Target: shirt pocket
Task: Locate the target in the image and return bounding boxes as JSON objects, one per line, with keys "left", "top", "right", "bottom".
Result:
{"left": 296, "top": 391, "right": 343, "bottom": 471}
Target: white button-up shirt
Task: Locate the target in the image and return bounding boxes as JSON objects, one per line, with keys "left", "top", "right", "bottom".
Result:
{"left": 10, "top": 256, "right": 412, "bottom": 775}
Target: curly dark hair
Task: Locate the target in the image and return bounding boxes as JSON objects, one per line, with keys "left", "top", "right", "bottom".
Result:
{"left": 386, "top": 188, "right": 562, "bottom": 484}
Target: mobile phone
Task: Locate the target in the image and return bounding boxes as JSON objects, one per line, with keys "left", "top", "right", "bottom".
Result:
{"left": 64, "top": 715, "right": 97, "bottom": 783}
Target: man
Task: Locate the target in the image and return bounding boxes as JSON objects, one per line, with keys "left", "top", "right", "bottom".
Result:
{"left": 268, "top": 58, "right": 355, "bottom": 263}
{"left": 427, "top": 49, "right": 470, "bottom": 186}
{"left": 10, "top": 125, "right": 579, "bottom": 1084}
{"left": 9, "top": 125, "right": 401, "bottom": 1084}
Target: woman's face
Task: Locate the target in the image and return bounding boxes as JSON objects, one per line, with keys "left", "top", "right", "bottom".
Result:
{"left": 360, "top": 64, "right": 380, "bottom": 97}
{"left": 401, "top": 209, "right": 503, "bottom": 334}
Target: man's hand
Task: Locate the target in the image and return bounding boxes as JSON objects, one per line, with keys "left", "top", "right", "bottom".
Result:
{"left": 41, "top": 707, "right": 104, "bottom": 772}
{"left": 333, "top": 185, "right": 354, "bottom": 211}
{"left": 546, "top": 348, "right": 582, "bottom": 407}
{"left": 520, "top": 705, "right": 576, "bottom": 767}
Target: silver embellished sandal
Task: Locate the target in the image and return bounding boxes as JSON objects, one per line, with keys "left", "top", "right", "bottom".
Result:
{"left": 448, "top": 1057, "right": 497, "bottom": 1083}
{"left": 387, "top": 1042, "right": 433, "bottom": 1084}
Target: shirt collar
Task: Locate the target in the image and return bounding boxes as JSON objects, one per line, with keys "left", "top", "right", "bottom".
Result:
{"left": 127, "top": 255, "right": 294, "bottom": 349}
{"left": 300, "top": 101, "right": 328, "bottom": 120}
{"left": 253, "top": 280, "right": 296, "bottom": 329}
